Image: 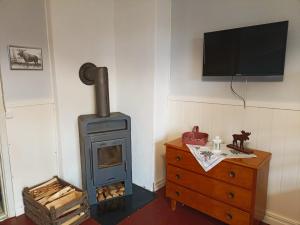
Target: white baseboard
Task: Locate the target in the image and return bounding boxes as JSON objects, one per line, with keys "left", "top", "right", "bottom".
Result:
{"left": 15, "top": 206, "right": 24, "bottom": 217}
{"left": 264, "top": 210, "right": 300, "bottom": 225}
{"left": 153, "top": 178, "right": 166, "bottom": 191}
{"left": 0, "top": 214, "right": 7, "bottom": 222}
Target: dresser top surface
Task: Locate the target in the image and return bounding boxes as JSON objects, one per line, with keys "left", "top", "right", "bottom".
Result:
{"left": 165, "top": 138, "right": 271, "bottom": 169}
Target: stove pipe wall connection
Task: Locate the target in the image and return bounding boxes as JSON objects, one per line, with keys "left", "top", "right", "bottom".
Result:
{"left": 79, "top": 63, "right": 110, "bottom": 117}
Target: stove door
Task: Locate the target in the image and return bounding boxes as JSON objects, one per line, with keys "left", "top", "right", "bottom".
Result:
{"left": 91, "top": 139, "right": 127, "bottom": 186}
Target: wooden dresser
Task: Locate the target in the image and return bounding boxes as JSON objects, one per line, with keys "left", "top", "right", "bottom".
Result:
{"left": 165, "top": 138, "right": 271, "bottom": 225}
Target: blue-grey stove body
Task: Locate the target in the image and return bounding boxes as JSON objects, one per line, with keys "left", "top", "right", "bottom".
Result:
{"left": 78, "top": 112, "right": 132, "bottom": 205}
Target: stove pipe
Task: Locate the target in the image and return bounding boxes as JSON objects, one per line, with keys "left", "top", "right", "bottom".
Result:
{"left": 79, "top": 63, "right": 110, "bottom": 117}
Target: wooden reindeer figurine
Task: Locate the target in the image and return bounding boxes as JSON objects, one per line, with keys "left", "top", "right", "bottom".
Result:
{"left": 227, "top": 130, "right": 254, "bottom": 154}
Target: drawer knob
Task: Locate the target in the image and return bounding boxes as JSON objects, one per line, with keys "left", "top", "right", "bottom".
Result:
{"left": 226, "top": 213, "right": 233, "bottom": 220}
{"left": 176, "top": 174, "right": 181, "bottom": 179}
{"left": 175, "top": 191, "right": 180, "bottom": 196}
{"left": 227, "top": 192, "right": 235, "bottom": 199}
{"left": 228, "top": 171, "right": 236, "bottom": 178}
{"left": 176, "top": 156, "right": 182, "bottom": 161}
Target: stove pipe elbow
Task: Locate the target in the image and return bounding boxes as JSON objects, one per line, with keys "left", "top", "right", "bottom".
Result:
{"left": 79, "top": 63, "right": 110, "bottom": 117}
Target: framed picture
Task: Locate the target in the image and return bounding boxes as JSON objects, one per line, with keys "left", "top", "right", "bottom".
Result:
{"left": 8, "top": 45, "right": 43, "bottom": 70}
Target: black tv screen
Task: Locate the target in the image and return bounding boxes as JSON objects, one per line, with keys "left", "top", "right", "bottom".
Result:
{"left": 203, "top": 21, "right": 288, "bottom": 81}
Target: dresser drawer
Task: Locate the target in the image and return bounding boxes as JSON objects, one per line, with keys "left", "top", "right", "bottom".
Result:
{"left": 167, "top": 165, "right": 252, "bottom": 211}
{"left": 166, "top": 181, "right": 250, "bottom": 225}
{"left": 166, "top": 148, "right": 255, "bottom": 189}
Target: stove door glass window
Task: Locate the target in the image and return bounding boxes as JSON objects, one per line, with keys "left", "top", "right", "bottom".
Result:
{"left": 97, "top": 145, "right": 122, "bottom": 168}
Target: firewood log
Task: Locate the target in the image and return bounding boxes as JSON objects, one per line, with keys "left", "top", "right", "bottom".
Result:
{"left": 61, "top": 204, "right": 80, "bottom": 216}
{"left": 61, "top": 212, "right": 85, "bottom": 225}
{"left": 119, "top": 187, "right": 125, "bottom": 192}
{"left": 109, "top": 186, "right": 117, "bottom": 191}
{"left": 112, "top": 193, "right": 119, "bottom": 198}
{"left": 33, "top": 183, "right": 63, "bottom": 199}
{"left": 39, "top": 188, "right": 76, "bottom": 206}
{"left": 47, "top": 186, "right": 72, "bottom": 202}
{"left": 109, "top": 190, "right": 117, "bottom": 195}
{"left": 29, "top": 178, "right": 58, "bottom": 193}
{"left": 99, "top": 193, "right": 105, "bottom": 201}
{"left": 104, "top": 190, "right": 110, "bottom": 197}
{"left": 45, "top": 191, "right": 82, "bottom": 209}
{"left": 35, "top": 186, "right": 62, "bottom": 201}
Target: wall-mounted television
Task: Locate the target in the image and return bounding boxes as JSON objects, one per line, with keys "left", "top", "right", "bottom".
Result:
{"left": 203, "top": 21, "right": 288, "bottom": 81}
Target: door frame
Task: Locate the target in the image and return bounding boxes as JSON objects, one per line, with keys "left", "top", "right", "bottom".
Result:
{"left": 0, "top": 64, "right": 15, "bottom": 219}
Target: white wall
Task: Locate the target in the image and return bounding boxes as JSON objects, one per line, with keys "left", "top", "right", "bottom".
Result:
{"left": 48, "top": 0, "right": 171, "bottom": 192}
{"left": 5, "top": 104, "right": 57, "bottom": 215}
{"left": 171, "top": 0, "right": 300, "bottom": 106}
{"left": 0, "top": 0, "right": 52, "bottom": 103}
{"left": 114, "top": 0, "right": 171, "bottom": 191}
{"left": 0, "top": 0, "right": 168, "bottom": 217}
{"left": 114, "top": 0, "right": 156, "bottom": 190}
{"left": 0, "top": 72, "right": 15, "bottom": 218}
{"left": 0, "top": 0, "right": 58, "bottom": 216}
{"left": 169, "top": 0, "right": 300, "bottom": 224}
{"left": 47, "top": 0, "right": 117, "bottom": 187}
{"left": 153, "top": 0, "right": 171, "bottom": 190}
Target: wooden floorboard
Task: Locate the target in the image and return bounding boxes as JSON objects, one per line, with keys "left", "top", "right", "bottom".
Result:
{"left": 0, "top": 188, "right": 269, "bottom": 225}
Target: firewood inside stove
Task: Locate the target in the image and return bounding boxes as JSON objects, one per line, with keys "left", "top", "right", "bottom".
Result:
{"left": 96, "top": 182, "right": 125, "bottom": 202}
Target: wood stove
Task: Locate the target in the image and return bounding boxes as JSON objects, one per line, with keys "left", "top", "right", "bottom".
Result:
{"left": 78, "top": 113, "right": 132, "bottom": 205}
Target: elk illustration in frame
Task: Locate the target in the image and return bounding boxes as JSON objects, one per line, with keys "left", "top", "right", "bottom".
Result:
{"left": 8, "top": 45, "right": 43, "bottom": 70}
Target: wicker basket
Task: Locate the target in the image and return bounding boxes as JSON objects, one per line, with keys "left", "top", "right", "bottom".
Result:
{"left": 23, "top": 176, "right": 90, "bottom": 225}
{"left": 182, "top": 126, "right": 208, "bottom": 146}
